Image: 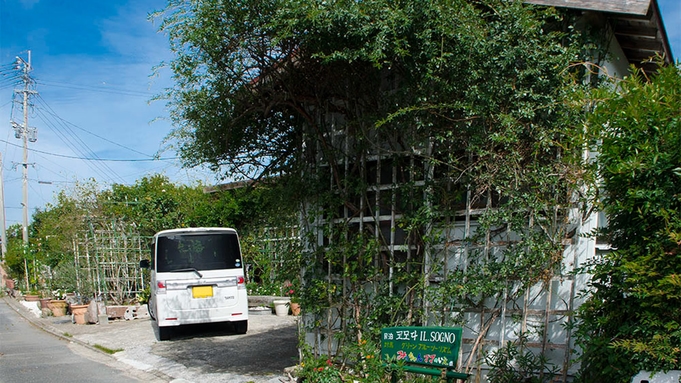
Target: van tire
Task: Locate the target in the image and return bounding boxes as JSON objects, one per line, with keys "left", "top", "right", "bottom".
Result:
{"left": 158, "top": 326, "right": 172, "bottom": 341}
{"left": 148, "top": 303, "right": 156, "bottom": 321}
{"left": 233, "top": 320, "right": 248, "bottom": 334}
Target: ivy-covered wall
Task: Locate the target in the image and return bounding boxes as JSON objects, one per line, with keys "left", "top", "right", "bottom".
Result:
{"left": 153, "top": 0, "right": 672, "bottom": 381}
{"left": 287, "top": 8, "right": 605, "bottom": 382}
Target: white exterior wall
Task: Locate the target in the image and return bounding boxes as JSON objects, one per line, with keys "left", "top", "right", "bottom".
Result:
{"left": 302, "top": 19, "right": 634, "bottom": 383}
{"left": 604, "top": 36, "right": 632, "bottom": 79}
{"left": 444, "top": 42, "right": 629, "bottom": 381}
{"left": 440, "top": 207, "right": 602, "bottom": 381}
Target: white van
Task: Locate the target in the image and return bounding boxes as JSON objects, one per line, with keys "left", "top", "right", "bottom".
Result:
{"left": 140, "top": 227, "right": 248, "bottom": 340}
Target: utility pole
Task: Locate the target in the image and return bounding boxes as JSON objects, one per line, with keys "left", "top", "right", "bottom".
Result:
{"left": 12, "top": 51, "right": 37, "bottom": 248}
{"left": 0, "top": 153, "right": 7, "bottom": 263}
{"left": 0, "top": 152, "right": 6, "bottom": 260}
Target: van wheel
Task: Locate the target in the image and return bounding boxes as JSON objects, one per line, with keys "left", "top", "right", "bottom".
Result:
{"left": 157, "top": 326, "right": 172, "bottom": 341}
{"left": 233, "top": 320, "right": 248, "bottom": 334}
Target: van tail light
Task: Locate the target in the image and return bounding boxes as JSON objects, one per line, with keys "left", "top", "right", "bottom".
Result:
{"left": 237, "top": 276, "right": 245, "bottom": 290}
{"left": 157, "top": 280, "right": 167, "bottom": 294}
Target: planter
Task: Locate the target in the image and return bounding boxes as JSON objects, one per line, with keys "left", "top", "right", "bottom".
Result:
{"left": 70, "top": 304, "right": 89, "bottom": 324}
{"left": 273, "top": 300, "right": 290, "bottom": 317}
{"left": 290, "top": 302, "right": 301, "bottom": 316}
{"left": 39, "top": 298, "right": 51, "bottom": 309}
{"left": 48, "top": 300, "right": 68, "bottom": 317}
{"left": 24, "top": 294, "right": 40, "bottom": 302}
{"left": 632, "top": 370, "right": 681, "bottom": 383}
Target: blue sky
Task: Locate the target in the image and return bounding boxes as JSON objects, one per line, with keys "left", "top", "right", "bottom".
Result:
{"left": 0, "top": 0, "right": 679, "bottom": 230}
{"left": 0, "top": 0, "right": 206, "bottom": 229}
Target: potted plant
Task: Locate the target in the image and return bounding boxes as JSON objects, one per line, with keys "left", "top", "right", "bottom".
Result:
{"left": 39, "top": 296, "right": 51, "bottom": 310}
{"left": 70, "top": 303, "right": 89, "bottom": 324}
{"left": 289, "top": 297, "right": 301, "bottom": 316}
{"left": 273, "top": 299, "right": 290, "bottom": 316}
{"left": 48, "top": 290, "right": 68, "bottom": 317}
{"left": 68, "top": 293, "right": 91, "bottom": 325}
{"left": 23, "top": 291, "right": 40, "bottom": 302}
{"left": 48, "top": 300, "right": 68, "bottom": 316}
{"left": 284, "top": 281, "right": 301, "bottom": 316}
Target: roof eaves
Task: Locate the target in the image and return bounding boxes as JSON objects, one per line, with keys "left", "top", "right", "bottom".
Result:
{"left": 524, "top": 0, "right": 650, "bottom": 15}
{"left": 525, "top": 0, "right": 673, "bottom": 69}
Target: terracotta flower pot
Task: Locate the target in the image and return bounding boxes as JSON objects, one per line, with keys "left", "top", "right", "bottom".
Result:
{"left": 70, "top": 304, "right": 89, "bottom": 324}
{"left": 39, "top": 298, "right": 51, "bottom": 309}
{"left": 48, "top": 300, "right": 68, "bottom": 317}
{"left": 24, "top": 294, "right": 40, "bottom": 302}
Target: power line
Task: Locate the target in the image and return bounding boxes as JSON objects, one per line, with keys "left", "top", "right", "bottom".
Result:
{"left": 32, "top": 102, "right": 126, "bottom": 183}
{"left": 8, "top": 78, "right": 124, "bottom": 185}
{"left": 0, "top": 139, "right": 178, "bottom": 161}
{"left": 0, "top": 74, "right": 21, "bottom": 83}
{"left": 34, "top": 113, "right": 123, "bottom": 182}
{"left": 36, "top": 94, "right": 154, "bottom": 157}
{"left": 0, "top": 73, "right": 22, "bottom": 90}
{"left": 35, "top": 79, "right": 154, "bottom": 98}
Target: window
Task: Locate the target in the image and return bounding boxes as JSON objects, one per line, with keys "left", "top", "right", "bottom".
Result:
{"left": 156, "top": 233, "right": 242, "bottom": 272}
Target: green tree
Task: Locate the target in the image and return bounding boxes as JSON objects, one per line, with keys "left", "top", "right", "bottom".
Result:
{"left": 102, "top": 174, "right": 197, "bottom": 236}
{"left": 25, "top": 180, "right": 104, "bottom": 295}
{"left": 155, "top": 0, "right": 596, "bottom": 377}
{"left": 30, "top": 190, "right": 85, "bottom": 293}
{"left": 3, "top": 224, "right": 28, "bottom": 288}
{"left": 100, "top": 174, "right": 290, "bottom": 233}
{"left": 31, "top": 191, "right": 82, "bottom": 268}
{"left": 576, "top": 63, "right": 681, "bottom": 382}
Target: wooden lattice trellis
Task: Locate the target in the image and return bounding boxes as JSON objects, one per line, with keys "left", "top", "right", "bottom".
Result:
{"left": 72, "top": 218, "right": 150, "bottom": 305}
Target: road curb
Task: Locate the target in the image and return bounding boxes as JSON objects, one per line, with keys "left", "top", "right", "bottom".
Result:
{"left": 1, "top": 296, "right": 173, "bottom": 382}
{"left": 2, "top": 296, "right": 85, "bottom": 343}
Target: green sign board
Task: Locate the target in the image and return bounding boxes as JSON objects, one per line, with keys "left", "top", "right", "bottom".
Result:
{"left": 381, "top": 326, "right": 463, "bottom": 368}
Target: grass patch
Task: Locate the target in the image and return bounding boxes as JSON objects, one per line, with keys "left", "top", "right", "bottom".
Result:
{"left": 93, "top": 344, "right": 123, "bottom": 354}
{"left": 63, "top": 332, "right": 72, "bottom": 337}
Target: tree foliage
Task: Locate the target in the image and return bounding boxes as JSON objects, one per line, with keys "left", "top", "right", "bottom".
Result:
{"left": 156, "top": 0, "right": 595, "bottom": 376}
{"left": 575, "top": 63, "right": 681, "bottom": 382}
{"left": 101, "top": 174, "right": 207, "bottom": 236}
{"left": 4, "top": 174, "right": 294, "bottom": 301}
{"left": 156, "top": 0, "right": 589, "bottom": 186}
{"left": 3, "top": 224, "right": 28, "bottom": 286}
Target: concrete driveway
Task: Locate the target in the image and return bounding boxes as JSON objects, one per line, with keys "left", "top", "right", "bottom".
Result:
{"left": 3, "top": 297, "right": 299, "bottom": 383}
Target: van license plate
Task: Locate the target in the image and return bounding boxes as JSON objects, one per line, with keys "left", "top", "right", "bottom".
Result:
{"left": 192, "top": 286, "right": 213, "bottom": 298}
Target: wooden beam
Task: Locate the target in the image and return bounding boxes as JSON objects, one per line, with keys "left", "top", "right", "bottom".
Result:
{"left": 613, "top": 25, "right": 659, "bottom": 38}
{"left": 616, "top": 36, "right": 664, "bottom": 52}
{"left": 621, "top": 47, "right": 662, "bottom": 61}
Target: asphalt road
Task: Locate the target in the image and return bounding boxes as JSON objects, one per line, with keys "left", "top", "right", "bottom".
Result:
{"left": 0, "top": 300, "right": 144, "bottom": 383}
{"left": 2, "top": 297, "right": 300, "bottom": 383}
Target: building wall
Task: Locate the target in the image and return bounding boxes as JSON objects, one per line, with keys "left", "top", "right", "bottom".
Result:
{"left": 299, "top": 13, "right": 639, "bottom": 383}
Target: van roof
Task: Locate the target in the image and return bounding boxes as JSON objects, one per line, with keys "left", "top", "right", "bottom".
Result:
{"left": 154, "top": 227, "right": 238, "bottom": 237}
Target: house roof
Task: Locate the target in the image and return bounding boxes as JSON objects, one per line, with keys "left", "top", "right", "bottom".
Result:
{"left": 526, "top": 0, "right": 673, "bottom": 72}
{"left": 203, "top": 179, "right": 256, "bottom": 193}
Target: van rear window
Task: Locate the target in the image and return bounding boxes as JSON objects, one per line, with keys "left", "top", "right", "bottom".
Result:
{"left": 156, "top": 233, "right": 242, "bottom": 272}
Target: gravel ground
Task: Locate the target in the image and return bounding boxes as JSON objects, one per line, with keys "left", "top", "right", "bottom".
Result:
{"left": 4, "top": 297, "right": 300, "bottom": 383}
